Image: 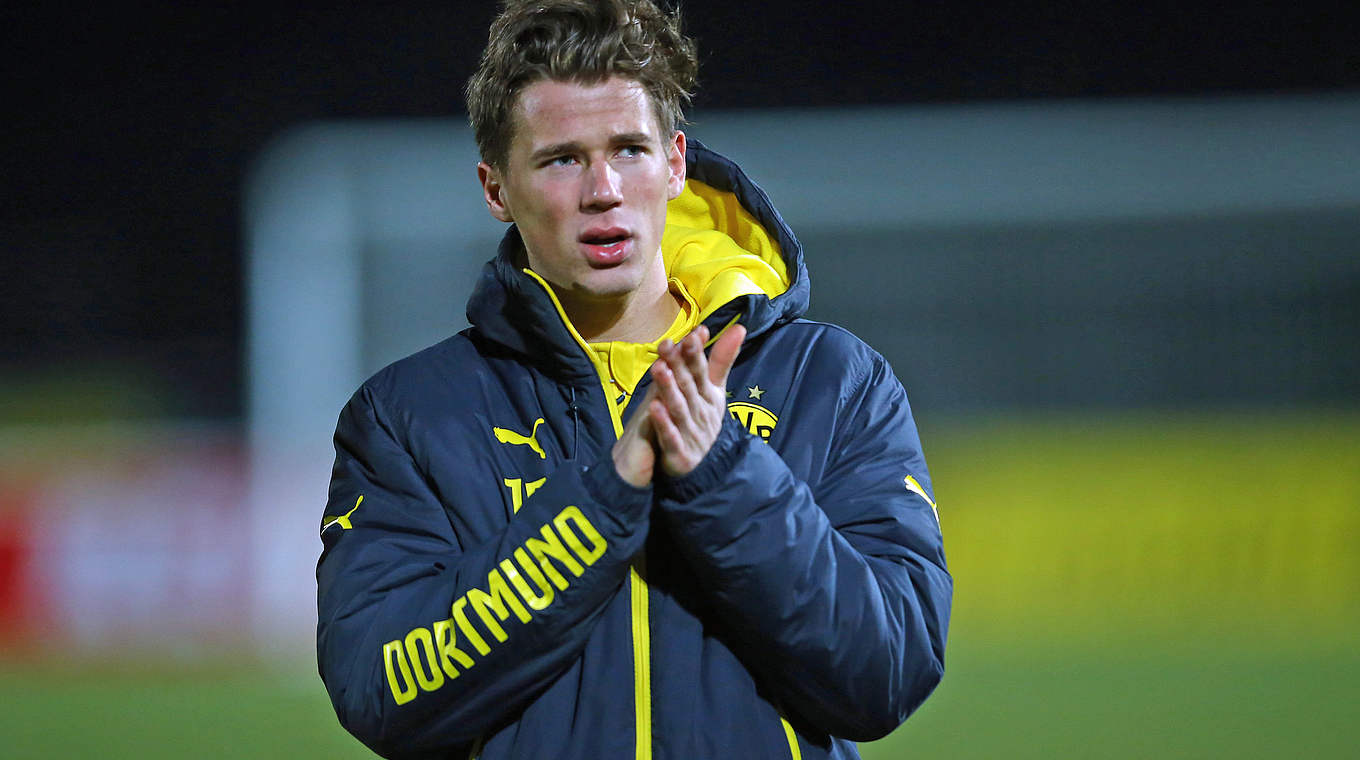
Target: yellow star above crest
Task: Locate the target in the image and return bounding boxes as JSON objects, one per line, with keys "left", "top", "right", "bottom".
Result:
{"left": 747, "top": 385, "right": 765, "bottom": 400}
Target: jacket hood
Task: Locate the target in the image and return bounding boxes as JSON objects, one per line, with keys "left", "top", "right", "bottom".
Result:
{"left": 466, "top": 140, "right": 810, "bottom": 382}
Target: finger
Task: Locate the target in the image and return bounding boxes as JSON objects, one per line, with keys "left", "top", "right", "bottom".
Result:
{"left": 679, "top": 328, "right": 711, "bottom": 386}
{"left": 707, "top": 323, "right": 746, "bottom": 386}
{"left": 622, "top": 415, "right": 654, "bottom": 459}
{"left": 651, "top": 361, "right": 694, "bottom": 428}
{"left": 663, "top": 340, "right": 705, "bottom": 417}
{"left": 649, "top": 400, "right": 700, "bottom": 476}
{"left": 633, "top": 396, "right": 655, "bottom": 437}
{"left": 620, "top": 398, "right": 653, "bottom": 443}
{"left": 649, "top": 400, "right": 679, "bottom": 447}
{"left": 622, "top": 374, "right": 661, "bottom": 436}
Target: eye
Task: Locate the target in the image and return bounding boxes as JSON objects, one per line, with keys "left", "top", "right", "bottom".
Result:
{"left": 539, "top": 154, "right": 576, "bottom": 169}
{"left": 617, "top": 145, "right": 646, "bottom": 158}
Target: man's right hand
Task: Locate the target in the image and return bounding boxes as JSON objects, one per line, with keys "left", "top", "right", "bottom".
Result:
{"left": 612, "top": 381, "right": 659, "bottom": 487}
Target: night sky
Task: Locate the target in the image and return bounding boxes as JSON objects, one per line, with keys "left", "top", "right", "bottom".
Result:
{"left": 4, "top": 1, "right": 1357, "bottom": 418}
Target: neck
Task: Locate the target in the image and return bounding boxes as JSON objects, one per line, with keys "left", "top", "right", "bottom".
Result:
{"left": 563, "top": 273, "right": 679, "bottom": 344}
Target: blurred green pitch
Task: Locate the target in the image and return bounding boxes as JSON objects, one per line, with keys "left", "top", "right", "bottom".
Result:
{"left": 3, "top": 411, "right": 1357, "bottom": 759}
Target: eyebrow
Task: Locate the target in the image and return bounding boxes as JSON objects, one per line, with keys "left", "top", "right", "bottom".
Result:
{"left": 527, "top": 133, "right": 655, "bottom": 162}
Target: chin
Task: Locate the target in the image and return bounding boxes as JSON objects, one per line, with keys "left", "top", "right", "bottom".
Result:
{"left": 575, "top": 274, "right": 642, "bottom": 301}
{"left": 579, "top": 258, "right": 647, "bottom": 293}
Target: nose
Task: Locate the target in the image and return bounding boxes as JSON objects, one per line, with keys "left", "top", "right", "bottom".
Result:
{"left": 582, "top": 161, "right": 623, "bottom": 211}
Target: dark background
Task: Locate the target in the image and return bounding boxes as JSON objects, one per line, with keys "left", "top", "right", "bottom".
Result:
{"left": 4, "top": 1, "right": 1358, "bottom": 419}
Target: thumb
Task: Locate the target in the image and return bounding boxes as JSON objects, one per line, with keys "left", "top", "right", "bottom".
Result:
{"left": 707, "top": 323, "right": 746, "bottom": 386}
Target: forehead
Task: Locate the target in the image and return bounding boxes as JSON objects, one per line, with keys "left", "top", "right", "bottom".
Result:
{"left": 508, "top": 77, "right": 662, "bottom": 153}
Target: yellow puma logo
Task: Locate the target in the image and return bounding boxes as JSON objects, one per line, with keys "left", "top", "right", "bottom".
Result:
{"left": 322, "top": 495, "right": 363, "bottom": 534}
{"left": 493, "top": 418, "right": 546, "bottom": 459}
{"left": 904, "top": 475, "right": 938, "bottom": 520}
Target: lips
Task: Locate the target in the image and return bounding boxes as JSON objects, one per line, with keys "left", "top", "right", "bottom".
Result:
{"left": 579, "top": 227, "right": 632, "bottom": 266}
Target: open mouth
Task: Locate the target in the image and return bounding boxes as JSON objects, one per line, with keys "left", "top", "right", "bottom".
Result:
{"left": 580, "top": 231, "right": 629, "bottom": 246}
{"left": 580, "top": 229, "right": 631, "bottom": 264}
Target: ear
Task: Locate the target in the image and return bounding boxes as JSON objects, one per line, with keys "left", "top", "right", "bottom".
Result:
{"left": 666, "top": 131, "right": 687, "bottom": 201}
{"left": 478, "top": 161, "right": 514, "bottom": 222}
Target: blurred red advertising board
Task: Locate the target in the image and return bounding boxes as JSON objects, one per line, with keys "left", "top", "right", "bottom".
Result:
{"left": 0, "top": 425, "right": 251, "bottom": 655}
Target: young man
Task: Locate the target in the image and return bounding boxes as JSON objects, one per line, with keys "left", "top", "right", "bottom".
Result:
{"left": 316, "top": 2, "right": 950, "bottom": 759}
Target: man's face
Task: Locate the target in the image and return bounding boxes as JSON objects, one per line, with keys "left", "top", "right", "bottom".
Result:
{"left": 479, "top": 76, "right": 686, "bottom": 306}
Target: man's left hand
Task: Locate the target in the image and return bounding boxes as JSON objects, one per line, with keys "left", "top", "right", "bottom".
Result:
{"left": 647, "top": 322, "right": 746, "bottom": 477}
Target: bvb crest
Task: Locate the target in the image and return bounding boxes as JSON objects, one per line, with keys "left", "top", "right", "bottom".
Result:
{"left": 727, "top": 402, "right": 778, "bottom": 442}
